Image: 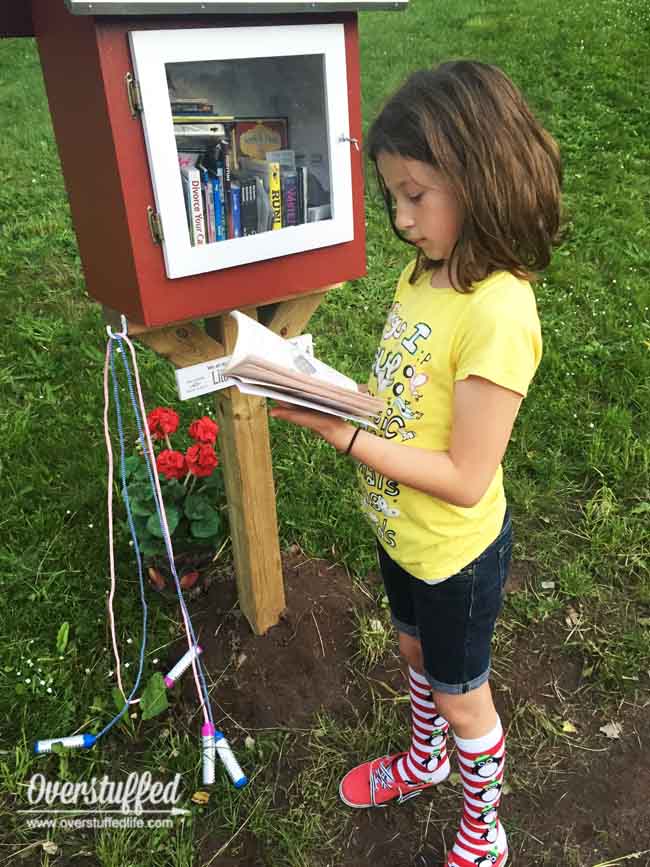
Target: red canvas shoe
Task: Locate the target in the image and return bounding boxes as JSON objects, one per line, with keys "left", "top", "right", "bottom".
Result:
{"left": 339, "top": 752, "right": 444, "bottom": 808}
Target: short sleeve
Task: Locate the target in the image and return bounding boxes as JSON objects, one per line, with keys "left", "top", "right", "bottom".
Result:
{"left": 454, "top": 281, "right": 543, "bottom": 397}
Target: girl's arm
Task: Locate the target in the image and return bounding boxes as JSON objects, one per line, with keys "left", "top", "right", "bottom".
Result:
{"left": 269, "top": 375, "right": 523, "bottom": 508}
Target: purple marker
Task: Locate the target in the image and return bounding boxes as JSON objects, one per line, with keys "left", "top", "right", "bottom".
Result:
{"left": 164, "top": 644, "right": 203, "bottom": 688}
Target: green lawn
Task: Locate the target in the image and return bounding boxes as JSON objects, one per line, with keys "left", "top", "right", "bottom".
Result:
{"left": 1, "top": 0, "right": 649, "bottom": 864}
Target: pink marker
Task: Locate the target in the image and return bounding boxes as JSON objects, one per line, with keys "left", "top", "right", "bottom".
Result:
{"left": 164, "top": 644, "right": 203, "bottom": 688}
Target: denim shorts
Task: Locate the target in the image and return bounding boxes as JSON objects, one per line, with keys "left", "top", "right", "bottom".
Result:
{"left": 377, "top": 510, "right": 513, "bottom": 695}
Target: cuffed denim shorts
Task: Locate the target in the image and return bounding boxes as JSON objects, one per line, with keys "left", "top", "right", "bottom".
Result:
{"left": 377, "top": 510, "right": 513, "bottom": 695}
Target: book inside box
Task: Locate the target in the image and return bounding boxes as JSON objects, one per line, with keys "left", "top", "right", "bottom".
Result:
{"left": 168, "top": 55, "right": 332, "bottom": 247}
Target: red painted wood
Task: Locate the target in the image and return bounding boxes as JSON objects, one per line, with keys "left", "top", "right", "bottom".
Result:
{"left": 32, "top": 8, "right": 366, "bottom": 326}
{"left": 31, "top": 0, "right": 146, "bottom": 321}
{"left": 1, "top": 2, "right": 34, "bottom": 38}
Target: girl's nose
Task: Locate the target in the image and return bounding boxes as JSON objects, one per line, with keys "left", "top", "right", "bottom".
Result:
{"left": 394, "top": 202, "right": 416, "bottom": 232}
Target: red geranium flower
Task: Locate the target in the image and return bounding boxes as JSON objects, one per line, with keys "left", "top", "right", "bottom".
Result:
{"left": 147, "top": 407, "right": 179, "bottom": 440}
{"left": 156, "top": 449, "right": 187, "bottom": 480}
{"left": 188, "top": 416, "right": 220, "bottom": 445}
{"left": 185, "top": 443, "right": 219, "bottom": 478}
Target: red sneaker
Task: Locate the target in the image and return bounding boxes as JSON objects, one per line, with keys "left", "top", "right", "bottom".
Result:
{"left": 339, "top": 752, "right": 448, "bottom": 808}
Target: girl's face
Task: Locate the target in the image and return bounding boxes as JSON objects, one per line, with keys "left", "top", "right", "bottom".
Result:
{"left": 376, "top": 152, "right": 462, "bottom": 263}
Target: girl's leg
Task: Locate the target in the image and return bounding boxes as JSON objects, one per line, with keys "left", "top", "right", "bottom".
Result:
{"left": 435, "top": 683, "right": 507, "bottom": 867}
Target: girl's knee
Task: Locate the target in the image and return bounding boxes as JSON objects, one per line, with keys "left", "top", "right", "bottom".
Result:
{"left": 398, "top": 632, "right": 424, "bottom": 671}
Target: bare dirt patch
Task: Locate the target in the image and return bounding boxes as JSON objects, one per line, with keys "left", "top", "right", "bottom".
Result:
{"left": 175, "top": 551, "right": 650, "bottom": 867}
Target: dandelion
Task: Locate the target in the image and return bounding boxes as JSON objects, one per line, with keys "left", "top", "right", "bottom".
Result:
{"left": 88, "top": 523, "right": 94, "bottom": 529}
{"left": 125, "top": 662, "right": 131, "bottom": 668}
{"left": 40, "top": 680, "right": 46, "bottom": 686}
{"left": 47, "top": 687, "right": 53, "bottom": 694}
{"left": 126, "top": 638, "right": 133, "bottom": 644}
{"left": 25, "top": 678, "right": 31, "bottom": 684}
{"left": 85, "top": 668, "right": 91, "bottom": 674}
{"left": 153, "top": 658, "right": 159, "bottom": 664}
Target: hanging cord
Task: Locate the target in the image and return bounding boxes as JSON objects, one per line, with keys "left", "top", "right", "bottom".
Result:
{"left": 106, "top": 332, "right": 214, "bottom": 728}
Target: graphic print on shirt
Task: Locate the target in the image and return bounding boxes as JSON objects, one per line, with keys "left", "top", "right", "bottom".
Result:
{"left": 360, "top": 467, "right": 400, "bottom": 547}
{"left": 361, "top": 306, "right": 434, "bottom": 549}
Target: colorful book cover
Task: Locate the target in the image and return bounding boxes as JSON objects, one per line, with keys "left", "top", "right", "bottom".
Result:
{"left": 180, "top": 165, "right": 206, "bottom": 246}
{"left": 268, "top": 162, "right": 282, "bottom": 230}
{"left": 233, "top": 118, "right": 289, "bottom": 165}
{"left": 199, "top": 167, "right": 216, "bottom": 244}
{"left": 212, "top": 175, "right": 226, "bottom": 242}
{"left": 282, "top": 171, "right": 299, "bottom": 227}
{"left": 172, "top": 114, "right": 235, "bottom": 124}
{"left": 229, "top": 183, "right": 242, "bottom": 239}
{"left": 239, "top": 177, "right": 258, "bottom": 236}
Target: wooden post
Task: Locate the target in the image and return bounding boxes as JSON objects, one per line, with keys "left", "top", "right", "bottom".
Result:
{"left": 105, "top": 285, "right": 335, "bottom": 635}
{"left": 212, "top": 288, "right": 333, "bottom": 634}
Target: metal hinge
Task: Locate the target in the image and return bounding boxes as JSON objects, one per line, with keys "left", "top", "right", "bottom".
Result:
{"left": 147, "top": 206, "right": 164, "bottom": 244}
{"left": 125, "top": 72, "right": 142, "bottom": 117}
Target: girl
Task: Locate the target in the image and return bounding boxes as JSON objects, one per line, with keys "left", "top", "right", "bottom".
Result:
{"left": 270, "top": 60, "right": 562, "bottom": 867}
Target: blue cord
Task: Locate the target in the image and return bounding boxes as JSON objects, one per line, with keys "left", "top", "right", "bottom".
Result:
{"left": 94, "top": 340, "right": 151, "bottom": 739}
{"left": 112, "top": 335, "right": 214, "bottom": 727}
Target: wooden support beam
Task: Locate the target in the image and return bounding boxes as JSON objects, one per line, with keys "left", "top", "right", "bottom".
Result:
{"left": 213, "top": 309, "right": 286, "bottom": 635}
{"left": 263, "top": 285, "right": 336, "bottom": 338}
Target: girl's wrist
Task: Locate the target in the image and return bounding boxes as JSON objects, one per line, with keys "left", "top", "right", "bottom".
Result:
{"left": 325, "top": 421, "right": 357, "bottom": 453}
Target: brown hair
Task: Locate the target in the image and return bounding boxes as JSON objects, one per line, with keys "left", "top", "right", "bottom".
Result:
{"left": 367, "top": 60, "right": 563, "bottom": 291}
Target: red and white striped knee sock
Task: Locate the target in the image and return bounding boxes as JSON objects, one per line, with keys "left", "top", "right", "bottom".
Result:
{"left": 448, "top": 717, "right": 507, "bottom": 867}
{"left": 395, "top": 667, "right": 450, "bottom": 785}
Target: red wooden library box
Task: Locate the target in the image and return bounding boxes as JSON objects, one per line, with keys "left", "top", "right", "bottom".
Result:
{"left": 3, "top": 0, "right": 406, "bottom": 327}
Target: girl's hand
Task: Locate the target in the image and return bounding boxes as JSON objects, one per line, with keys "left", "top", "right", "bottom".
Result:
{"left": 269, "top": 402, "right": 353, "bottom": 452}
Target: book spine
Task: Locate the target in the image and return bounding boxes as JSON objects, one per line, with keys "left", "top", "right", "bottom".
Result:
{"left": 182, "top": 167, "right": 206, "bottom": 246}
{"left": 222, "top": 140, "right": 232, "bottom": 238}
{"left": 283, "top": 172, "right": 299, "bottom": 227}
{"left": 200, "top": 168, "right": 216, "bottom": 244}
{"left": 268, "top": 162, "right": 282, "bottom": 230}
{"left": 213, "top": 176, "right": 226, "bottom": 242}
{"left": 300, "top": 166, "right": 309, "bottom": 224}
{"left": 240, "top": 179, "right": 258, "bottom": 236}
{"left": 230, "top": 183, "right": 242, "bottom": 239}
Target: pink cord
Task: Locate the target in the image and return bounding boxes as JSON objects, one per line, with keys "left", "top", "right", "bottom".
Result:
{"left": 104, "top": 335, "right": 208, "bottom": 724}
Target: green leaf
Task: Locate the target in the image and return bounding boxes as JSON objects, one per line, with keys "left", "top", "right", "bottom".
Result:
{"left": 135, "top": 462, "right": 152, "bottom": 482}
{"left": 112, "top": 687, "right": 127, "bottom": 715}
{"left": 130, "top": 498, "right": 155, "bottom": 518}
{"left": 56, "top": 622, "right": 69, "bottom": 654}
{"left": 184, "top": 494, "right": 216, "bottom": 521}
{"left": 124, "top": 455, "right": 141, "bottom": 479}
{"left": 140, "top": 673, "right": 169, "bottom": 721}
{"left": 126, "top": 482, "right": 155, "bottom": 502}
{"left": 164, "top": 479, "right": 186, "bottom": 502}
{"left": 140, "top": 538, "right": 163, "bottom": 557}
{"left": 190, "top": 512, "right": 221, "bottom": 539}
{"left": 146, "top": 506, "right": 180, "bottom": 539}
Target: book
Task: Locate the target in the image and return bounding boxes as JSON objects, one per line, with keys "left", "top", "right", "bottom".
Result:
{"left": 233, "top": 117, "right": 289, "bottom": 167}
{"left": 223, "top": 311, "right": 385, "bottom": 424}
{"left": 171, "top": 98, "right": 214, "bottom": 114}
{"left": 212, "top": 174, "right": 226, "bottom": 241}
{"left": 180, "top": 165, "right": 206, "bottom": 246}
{"left": 199, "top": 166, "right": 216, "bottom": 244}
{"left": 174, "top": 123, "right": 227, "bottom": 153}
{"left": 229, "top": 182, "right": 242, "bottom": 239}
{"left": 238, "top": 157, "right": 282, "bottom": 231}
{"left": 172, "top": 114, "right": 235, "bottom": 124}
{"left": 281, "top": 170, "right": 299, "bottom": 227}
{"left": 238, "top": 175, "right": 258, "bottom": 236}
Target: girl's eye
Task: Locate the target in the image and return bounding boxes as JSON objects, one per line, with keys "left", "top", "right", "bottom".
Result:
{"left": 407, "top": 192, "right": 423, "bottom": 203}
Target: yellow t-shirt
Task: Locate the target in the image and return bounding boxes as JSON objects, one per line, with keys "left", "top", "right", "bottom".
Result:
{"left": 359, "top": 263, "right": 543, "bottom": 582}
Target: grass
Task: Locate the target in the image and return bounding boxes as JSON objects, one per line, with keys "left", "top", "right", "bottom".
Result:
{"left": 1, "top": 0, "right": 650, "bottom": 864}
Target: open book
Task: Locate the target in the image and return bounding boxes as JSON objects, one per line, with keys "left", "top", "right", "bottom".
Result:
{"left": 224, "top": 311, "right": 386, "bottom": 425}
